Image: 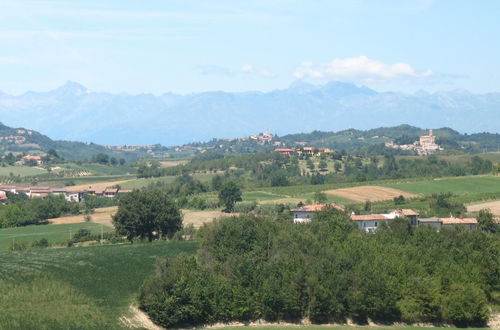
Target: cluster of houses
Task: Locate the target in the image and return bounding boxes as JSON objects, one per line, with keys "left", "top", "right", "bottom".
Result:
{"left": 275, "top": 147, "right": 334, "bottom": 157}
{"left": 0, "top": 185, "right": 131, "bottom": 203}
{"left": 291, "top": 203, "right": 478, "bottom": 231}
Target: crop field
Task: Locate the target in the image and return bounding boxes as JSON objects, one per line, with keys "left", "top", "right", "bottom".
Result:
{"left": 49, "top": 206, "right": 118, "bottom": 226}
{"left": 48, "top": 206, "right": 231, "bottom": 229}
{"left": 0, "top": 222, "right": 114, "bottom": 251}
{"left": 383, "top": 175, "right": 500, "bottom": 195}
{"left": 0, "top": 240, "right": 198, "bottom": 329}
{"left": 66, "top": 179, "right": 131, "bottom": 192}
{"left": 467, "top": 200, "right": 500, "bottom": 215}
{"left": 182, "top": 209, "right": 236, "bottom": 228}
{"left": 243, "top": 191, "right": 288, "bottom": 201}
{"left": 57, "top": 163, "right": 137, "bottom": 176}
{"left": 120, "top": 172, "right": 215, "bottom": 189}
{"left": 324, "top": 186, "right": 418, "bottom": 202}
{"left": 0, "top": 165, "right": 47, "bottom": 177}
{"left": 39, "top": 174, "right": 133, "bottom": 188}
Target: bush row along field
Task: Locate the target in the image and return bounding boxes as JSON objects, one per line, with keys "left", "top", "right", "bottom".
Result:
{"left": 0, "top": 222, "right": 114, "bottom": 251}
{"left": 0, "top": 240, "right": 199, "bottom": 329}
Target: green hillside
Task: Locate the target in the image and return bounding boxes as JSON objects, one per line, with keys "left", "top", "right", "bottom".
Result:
{"left": 0, "top": 240, "right": 198, "bottom": 329}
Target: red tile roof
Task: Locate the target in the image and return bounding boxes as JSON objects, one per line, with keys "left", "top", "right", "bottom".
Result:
{"left": 350, "top": 214, "right": 390, "bottom": 221}
{"left": 291, "top": 203, "right": 345, "bottom": 212}
{"left": 395, "top": 208, "right": 419, "bottom": 216}
{"left": 441, "top": 217, "right": 477, "bottom": 225}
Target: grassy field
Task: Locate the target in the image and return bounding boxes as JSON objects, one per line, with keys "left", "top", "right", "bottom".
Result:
{"left": 0, "top": 240, "right": 198, "bottom": 329}
{"left": 120, "top": 172, "right": 215, "bottom": 189}
{"left": 39, "top": 174, "right": 133, "bottom": 188}
{"left": 0, "top": 222, "right": 114, "bottom": 251}
{"left": 383, "top": 175, "right": 500, "bottom": 195}
{"left": 0, "top": 165, "right": 47, "bottom": 177}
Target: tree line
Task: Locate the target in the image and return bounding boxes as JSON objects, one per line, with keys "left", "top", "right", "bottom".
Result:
{"left": 139, "top": 210, "right": 499, "bottom": 328}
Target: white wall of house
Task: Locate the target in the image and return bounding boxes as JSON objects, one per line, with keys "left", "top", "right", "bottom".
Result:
{"left": 356, "top": 220, "right": 390, "bottom": 232}
{"left": 292, "top": 211, "right": 313, "bottom": 223}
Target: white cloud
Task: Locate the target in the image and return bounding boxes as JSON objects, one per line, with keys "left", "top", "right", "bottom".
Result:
{"left": 293, "top": 56, "right": 433, "bottom": 83}
{"left": 241, "top": 64, "right": 276, "bottom": 77}
{"left": 198, "top": 64, "right": 275, "bottom": 78}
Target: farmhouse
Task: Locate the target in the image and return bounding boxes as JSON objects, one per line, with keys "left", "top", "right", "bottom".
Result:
{"left": 394, "top": 208, "right": 419, "bottom": 225}
{"left": 275, "top": 148, "right": 294, "bottom": 156}
{"left": 22, "top": 155, "right": 43, "bottom": 165}
{"left": 417, "top": 217, "right": 442, "bottom": 229}
{"left": 291, "top": 203, "right": 345, "bottom": 223}
{"left": 441, "top": 217, "right": 477, "bottom": 230}
{"left": 350, "top": 214, "right": 393, "bottom": 232}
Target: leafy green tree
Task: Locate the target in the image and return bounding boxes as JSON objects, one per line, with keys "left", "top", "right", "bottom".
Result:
{"left": 112, "top": 189, "right": 182, "bottom": 242}
{"left": 393, "top": 195, "right": 406, "bottom": 205}
{"left": 318, "top": 160, "right": 328, "bottom": 171}
{"left": 218, "top": 181, "right": 242, "bottom": 212}
{"left": 314, "top": 191, "right": 327, "bottom": 203}
{"left": 477, "top": 209, "right": 497, "bottom": 233}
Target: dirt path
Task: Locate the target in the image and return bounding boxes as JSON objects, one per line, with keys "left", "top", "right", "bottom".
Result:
{"left": 325, "top": 186, "right": 417, "bottom": 202}
{"left": 120, "top": 305, "right": 163, "bottom": 330}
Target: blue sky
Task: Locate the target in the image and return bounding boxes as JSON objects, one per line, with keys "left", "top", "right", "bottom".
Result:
{"left": 0, "top": 0, "right": 499, "bottom": 95}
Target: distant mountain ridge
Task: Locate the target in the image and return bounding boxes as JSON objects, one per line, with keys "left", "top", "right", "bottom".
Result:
{"left": 0, "top": 81, "right": 499, "bottom": 145}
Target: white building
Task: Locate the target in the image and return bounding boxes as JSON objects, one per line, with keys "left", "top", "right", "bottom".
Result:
{"left": 291, "top": 203, "right": 345, "bottom": 223}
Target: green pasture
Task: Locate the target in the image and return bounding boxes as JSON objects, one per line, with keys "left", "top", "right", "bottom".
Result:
{"left": 38, "top": 174, "right": 132, "bottom": 188}
{"left": 242, "top": 191, "right": 287, "bottom": 201}
{"left": 53, "top": 163, "right": 137, "bottom": 176}
{"left": 120, "top": 172, "right": 215, "bottom": 189}
{"left": 0, "top": 165, "right": 47, "bottom": 177}
{"left": 0, "top": 222, "right": 114, "bottom": 251}
{"left": 383, "top": 175, "right": 500, "bottom": 195}
{"left": 0, "top": 240, "right": 199, "bottom": 329}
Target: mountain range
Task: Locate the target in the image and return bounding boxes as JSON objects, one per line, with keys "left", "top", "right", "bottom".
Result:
{"left": 0, "top": 81, "right": 499, "bottom": 146}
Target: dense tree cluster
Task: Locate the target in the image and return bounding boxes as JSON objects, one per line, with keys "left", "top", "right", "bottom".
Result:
{"left": 112, "top": 188, "right": 182, "bottom": 242}
{"left": 139, "top": 211, "right": 499, "bottom": 328}
{"left": 0, "top": 194, "right": 79, "bottom": 228}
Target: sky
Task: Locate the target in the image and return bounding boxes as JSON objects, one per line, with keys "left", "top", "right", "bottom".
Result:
{"left": 0, "top": 0, "right": 499, "bottom": 95}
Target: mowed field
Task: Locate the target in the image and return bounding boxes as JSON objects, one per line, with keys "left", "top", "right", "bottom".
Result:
{"left": 49, "top": 206, "right": 232, "bottom": 229}
{"left": 0, "top": 240, "right": 198, "bottom": 329}
{"left": 325, "top": 186, "right": 418, "bottom": 202}
{"left": 49, "top": 206, "right": 118, "bottom": 226}
{"left": 0, "top": 222, "right": 114, "bottom": 251}
{"left": 0, "top": 165, "right": 47, "bottom": 177}
{"left": 382, "top": 175, "right": 500, "bottom": 195}
{"left": 467, "top": 200, "right": 500, "bottom": 215}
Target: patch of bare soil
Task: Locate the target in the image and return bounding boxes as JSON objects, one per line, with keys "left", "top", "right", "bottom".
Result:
{"left": 182, "top": 209, "right": 238, "bottom": 228}
{"left": 120, "top": 305, "right": 163, "bottom": 330}
{"left": 467, "top": 200, "right": 500, "bottom": 215}
{"left": 66, "top": 180, "right": 131, "bottom": 192}
{"left": 48, "top": 206, "right": 117, "bottom": 227}
{"left": 325, "top": 185, "right": 418, "bottom": 202}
